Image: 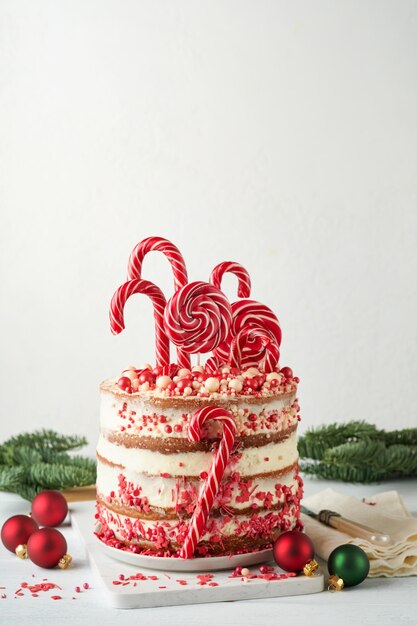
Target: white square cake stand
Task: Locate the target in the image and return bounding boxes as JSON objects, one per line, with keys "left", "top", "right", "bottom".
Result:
{"left": 71, "top": 504, "right": 324, "bottom": 609}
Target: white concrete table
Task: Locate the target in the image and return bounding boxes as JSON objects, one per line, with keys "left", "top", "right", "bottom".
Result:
{"left": 1, "top": 477, "right": 416, "bottom": 626}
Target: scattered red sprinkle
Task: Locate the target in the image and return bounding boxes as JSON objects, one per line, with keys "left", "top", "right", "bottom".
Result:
{"left": 83, "top": 583, "right": 89, "bottom": 590}
{"left": 176, "top": 579, "right": 187, "bottom": 586}
{"left": 75, "top": 586, "right": 81, "bottom": 593}
{"left": 158, "top": 586, "right": 167, "bottom": 589}
{"left": 51, "top": 595, "right": 62, "bottom": 600}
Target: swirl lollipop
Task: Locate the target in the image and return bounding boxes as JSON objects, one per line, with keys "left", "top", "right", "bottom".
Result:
{"left": 110, "top": 278, "right": 170, "bottom": 367}
{"left": 164, "top": 282, "right": 232, "bottom": 354}
{"left": 229, "top": 326, "right": 280, "bottom": 372}
{"left": 127, "top": 236, "right": 190, "bottom": 368}
{"left": 209, "top": 261, "right": 251, "bottom": 298}
{"left": 214, "top": 298, "right": 282, "bottom": 365}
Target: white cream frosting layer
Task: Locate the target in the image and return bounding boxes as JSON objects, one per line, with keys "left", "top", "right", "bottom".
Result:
{"left": 99, "top": 386, "right": 297, "bottom": 439}
{"left": 96, "top": 431, "right": 298, "bottom": 477}
{"left": 96, "top": 461, "right": 300, "bottom": 510}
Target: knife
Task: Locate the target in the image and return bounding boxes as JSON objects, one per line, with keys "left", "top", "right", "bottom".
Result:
{"left": 301, "top": 506, "right": 392, "bottom": 546}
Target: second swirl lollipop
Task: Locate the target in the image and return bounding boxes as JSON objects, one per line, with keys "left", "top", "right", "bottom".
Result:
{"left": 164, "top": 281, "right": 232, "bottom": 354}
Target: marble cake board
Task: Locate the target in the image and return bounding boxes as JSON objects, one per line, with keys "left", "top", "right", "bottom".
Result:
{"left": 71, "top": 503, "right": 324, "bottom": 609}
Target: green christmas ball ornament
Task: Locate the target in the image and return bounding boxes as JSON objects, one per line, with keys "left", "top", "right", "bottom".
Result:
{"left": 328, "top": 544, "right": 370, "bottom": 588}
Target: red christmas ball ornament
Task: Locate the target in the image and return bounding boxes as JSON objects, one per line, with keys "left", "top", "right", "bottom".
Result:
{"left": 273, "top": 530, "right": 315, "bottom": 573}
{"left": 1, "top": 515, "right": 38, "bottom": 553}
{"left": 27, "top": 528, "right": 69, "bottom": 568}
{"left": 31, "top": 490, "right": 68, "bottom": 527}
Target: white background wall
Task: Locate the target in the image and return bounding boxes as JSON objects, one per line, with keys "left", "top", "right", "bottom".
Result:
{"left": 1, "top": 1, "right": 416, "bottom": 456}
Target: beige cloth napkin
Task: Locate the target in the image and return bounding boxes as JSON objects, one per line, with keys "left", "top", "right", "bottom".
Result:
{"left": 302, "top": 489, "right": 417, "bottom": 577}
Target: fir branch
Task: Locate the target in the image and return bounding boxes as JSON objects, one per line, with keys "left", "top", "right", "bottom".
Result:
{"left": 10, "top": 446, "right": 43, "bottom": 466}
{"left": 13, "top": 483, "right": 43, "bottom": 502}
{"left": 3, "top": 430, "right": 88, "bottom": 453}
{"left": 299, "top": 460, "right": 384, "bottom": 483}
{"left": 384, "top": 429, "right": 417, "bottom": 446}
{"left": 383, "top": 445, "right": 417, "bottom": 476}
{"left": 323, "top": 439, "right": 387, "bottom": 469}
{"left": 297, "top": 421, "right": 379, "bottom": 460}
{"left": 299, "top": 422, "right": 417, "bottom": 483}
{"left": 0, "top": 429, "right": 96, "bottom": 500}
{"left": 0, "top": 466, "right": 26, "bottom": 491}
{"left": 25, "top": 463, "right": 95, "bottom": 490}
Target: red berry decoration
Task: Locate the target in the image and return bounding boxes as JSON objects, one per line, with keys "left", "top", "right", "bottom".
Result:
{"left": 280, "top": 366, "right": 293, "bottom": 379}
{"left": 273, "top": 530, "right": 315, "bottom": 573}
{"left": 31, "top": 490, "right": 68, "bottom": 527}
{"left": 1, "top": 515, "right": 38, "bottom": 553}
{"left": 27, "top": 528, "right": 68, "bottom": 568}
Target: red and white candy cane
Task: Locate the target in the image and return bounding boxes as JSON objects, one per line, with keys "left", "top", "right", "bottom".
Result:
{"left": 229, "top": 326, "right": 280, "bottom": 372}
{"left": 209, "top": 261, "right": 251, "bottom": 298}
{"left": 204, "top": 355, "right": 221, "bottom": 374}
{"left": 164, "top": 281, "right": 232, "bottom": 354}
{"left": 109, "top": 278, "right": 170, "bottom": 367}
{"left": 127, "top": 237, "right": 190, "bottom": 368}
{"left": 214, "top": 298, "right": 282, "bottom": 365}
{"left": 180, "top": 406, "right": 236, "bottom": 559}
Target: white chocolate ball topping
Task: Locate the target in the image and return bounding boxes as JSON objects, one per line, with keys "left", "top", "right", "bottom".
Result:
{"left": 228, "top": 378, "right": 243, "bottom": 392}
{"left": 243, "top": 367, "right": 260, "bottom": 378}
{"left": 266, "top": 372, "right": 281, "bottom": 382}
{"left": 204, "top": 377, "right": 220, "bottom": 393}
{"left": 178, "top": 368, "right": 191, "bottom": 378}
{"left": 121, "top": 370, "right": 139, "bottom": 382}
{"left": 156, "top": 375, "right": 172, "bottom": 389}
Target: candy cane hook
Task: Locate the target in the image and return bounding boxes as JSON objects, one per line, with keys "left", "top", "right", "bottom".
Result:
{"left": 127, "top": 237, "right": 190, "bottom": 367}
{"left": 209, "top": 261, "right": 251, "bottom": 298}
{"left": 109, "top": 278, "right": 170, "bottom": 367}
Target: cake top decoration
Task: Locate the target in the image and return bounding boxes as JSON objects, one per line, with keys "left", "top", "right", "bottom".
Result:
{"left": 108, "top": 236, "right": 296, "bottom": 397}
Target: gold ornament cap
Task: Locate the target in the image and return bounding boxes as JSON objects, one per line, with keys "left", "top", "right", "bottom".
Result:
{"left": 328, "top": 575, "right": 344, "bottom": 592}
{"left": 15, "top": 544, "right": 28, "bottom": 559}
{"left": 58, "top": 554, "right": 72, "bottom": 569}
{"left": 303, "top": 559, "right": 319, "bottom": 576}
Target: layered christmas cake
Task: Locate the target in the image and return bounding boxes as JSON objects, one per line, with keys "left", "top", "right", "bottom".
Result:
{"left": 95, "top": 237, "right": 303, "bottom": 558}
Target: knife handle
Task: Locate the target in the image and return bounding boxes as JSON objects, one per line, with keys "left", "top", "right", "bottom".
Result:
{"left": 319, "top": 510, "right": 392, "bottom": 546}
